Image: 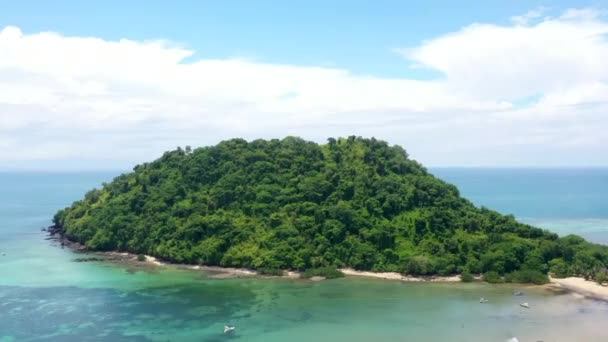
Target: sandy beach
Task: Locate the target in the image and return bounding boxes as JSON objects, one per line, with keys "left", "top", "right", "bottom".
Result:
{"left": 550, "top": 276, "right": 608, "bottom": 301}
{"left": 144, "top": 255, "right": 164, "bottom": 266}
{"left": 102, "top": 251, "right": 462, "bottom": 282}
{"left": 339, "top": 268, "right": 462, "bottom": 282}
{"left": 83, "top": 250, "right": 608, "bottom": 301}
{"left": 100, "top": 251, "right": 301, "bottom": 279}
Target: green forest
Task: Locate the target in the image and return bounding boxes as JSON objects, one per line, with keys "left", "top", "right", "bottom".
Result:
{"left": 53, "top": 137, "right": 608, "bottom": 283}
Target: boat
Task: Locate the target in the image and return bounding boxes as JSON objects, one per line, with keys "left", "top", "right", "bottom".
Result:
{"left": 512, "top": 291, "right": 524, "bottom": 296}
{"left": 224, "top": 325, "right": 236, "bottom": 334}
{"left": 520, "top": 302, "right": 530, "bottom": 308}
{"left": 479, "top": 297, "right": 489, "bottom": 303}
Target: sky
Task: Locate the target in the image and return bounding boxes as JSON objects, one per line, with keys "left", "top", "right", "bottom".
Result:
{"left": 1, "top": 0, "right": 608, "bottom": 170}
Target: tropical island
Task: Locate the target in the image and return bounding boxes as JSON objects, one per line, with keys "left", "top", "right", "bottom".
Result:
{"left": 52, "top": 137, "right": 608, "bottom": 285}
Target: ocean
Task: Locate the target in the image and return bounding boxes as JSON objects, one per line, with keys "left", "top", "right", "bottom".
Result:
{"left": 1, "top": 169, "right": 608, "bottom": 341}
{"left": 433, "top": 168, "right": 608, "bottom": 244}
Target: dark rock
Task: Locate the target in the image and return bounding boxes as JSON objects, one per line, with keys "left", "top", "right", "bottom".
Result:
{"left": 73, "top": 257, "right": 103, "bottom": 262}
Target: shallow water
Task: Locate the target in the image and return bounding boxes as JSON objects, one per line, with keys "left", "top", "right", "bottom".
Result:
{"left": 1, "top": 170, "right": 608, "bottom": 341}
{"left": 3, "top": 277, "right": 608, "bottom": 342}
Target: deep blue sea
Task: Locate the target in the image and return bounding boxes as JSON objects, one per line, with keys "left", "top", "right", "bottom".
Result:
{"left": 433, "top": 168, "right": 608, "bottom": 244}
{"left": 1, "top": 168, "right": 608, "bottom": 341}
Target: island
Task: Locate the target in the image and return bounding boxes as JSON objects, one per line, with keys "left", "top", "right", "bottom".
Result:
{"left": 52, "top": 137, "right": 608, "bottom": 284}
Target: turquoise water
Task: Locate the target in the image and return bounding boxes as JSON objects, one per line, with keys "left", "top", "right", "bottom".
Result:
{"left": 2, "top": 170, "right": 608, "bottom": 341}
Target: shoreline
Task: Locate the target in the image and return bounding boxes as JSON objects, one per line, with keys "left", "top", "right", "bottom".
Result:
{"left": 549, "top": 276, "right": 608, "bottom": 302}
{"left": 102, "top": 252, "right": 269, "bottom": 279}
{"left": 49, "top": 232, "right": 467, "bottom": 283}
{"left": 49, "top": 232, "right": 608, "bottom": 300}
{"left": 100, "top": 252, "right": 608, "bottom": 301}
{"left": 339, "top": 268, "right": 462, "bottom": 282}
{"left": 101, "top": 251, "right": 464, "bottom": 282}
{"left": 103, "top": 252, "right": 608, "bottom": 300}
{"left": 88, "top": 251, "right": 467, "bottom": 283}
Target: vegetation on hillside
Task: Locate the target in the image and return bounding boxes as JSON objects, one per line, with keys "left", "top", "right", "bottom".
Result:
{"left": 53, "top": 137, "right": 608, "bottom": 282}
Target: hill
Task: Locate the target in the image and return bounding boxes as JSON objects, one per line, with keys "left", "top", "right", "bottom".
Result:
{"left": 53, "top": 137, "right": 608, "bottom": 282}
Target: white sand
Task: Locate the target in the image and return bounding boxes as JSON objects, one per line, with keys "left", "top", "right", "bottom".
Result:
{"left": 144, "top": 255, "right": 164, "bottom": 266}
{"left": 106, "top": 251, "right": 302, "bottom": 279}
{"left": 285, "top": 271, "right": 302, "bottom": 279}
{"left": 89, "top": 251, "right": 608, "bottom": 298}
{"left": 187, "top": 265, "right": 256, "bottom": 277}
{"left": 550, "top": 276, "right": 608, "bottom": 301}
{"left": 339, "top": 268, "right": 461, "bottom": 282}
{"left": 105, "top": 252, "right": 166, "bottom": 265}
{"left": 101, "top": 251, "right": 465, "bottom": 282}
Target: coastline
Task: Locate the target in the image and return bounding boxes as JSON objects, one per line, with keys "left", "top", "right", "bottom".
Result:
{"left": 339, "top": 268, "right": 462, "bottom": 282}
{"left": 103, "top": 252, "right": 267, "bottom": 279}
{"left": 91, "top": 251, "right": 464, "bottom": 282}
{"left": 50, "top": 232, "right": 466, "bottom": 283}
{"left": 101, "top": 251, "right": 463, "bottom": 282}
{"left": 549, "top": 276, "right": 608, "bottom": 302}
{"left": 104, "top": 252, "right": 608, "bottom": 300}
{"left": 51, "top": 232, "right": 608, "bottom": 300}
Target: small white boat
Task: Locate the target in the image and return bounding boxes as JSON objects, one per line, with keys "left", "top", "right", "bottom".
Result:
{"left": 479, "top": 297, "right": 489, "bottom": 303}
{"left": 506, "top": 337, "right": 519, "bottom": 342}
{"left": 512, "top": 291, "right": 524, "bottom": 296}
{"left": 520, "top": 302, "right": 530, "bottom": 308}
{"left": 224, "top": 325, "right": 236, "bottom": 334}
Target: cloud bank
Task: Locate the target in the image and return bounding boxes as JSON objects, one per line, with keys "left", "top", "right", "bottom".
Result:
{"left": 1, "top": 8, "right": 607, "bottom": 169}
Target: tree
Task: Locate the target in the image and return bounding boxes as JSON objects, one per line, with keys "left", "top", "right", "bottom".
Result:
{"left": 52, "top": 137, "right": 608, "bottom": 282}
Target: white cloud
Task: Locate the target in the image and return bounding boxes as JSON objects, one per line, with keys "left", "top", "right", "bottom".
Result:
{"left": 402, "top": 9, "right": 608, "bottom": 101}
{"left": 510, "top": 6, "right": 548, "bottom": 25}
{"left": 1, "top": 8, "right": 608, "bottom": 169}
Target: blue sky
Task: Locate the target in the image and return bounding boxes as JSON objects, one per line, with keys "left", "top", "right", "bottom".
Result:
{"left": 2, "top": 0, "right": 601, "bottom": 76}
{"left": 1, "top": 1, "right": 608, "bottom": 169}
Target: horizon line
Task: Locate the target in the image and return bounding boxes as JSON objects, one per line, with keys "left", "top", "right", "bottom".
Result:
{"left": 1, "top": 165, "right": 608, "bottom": 173}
